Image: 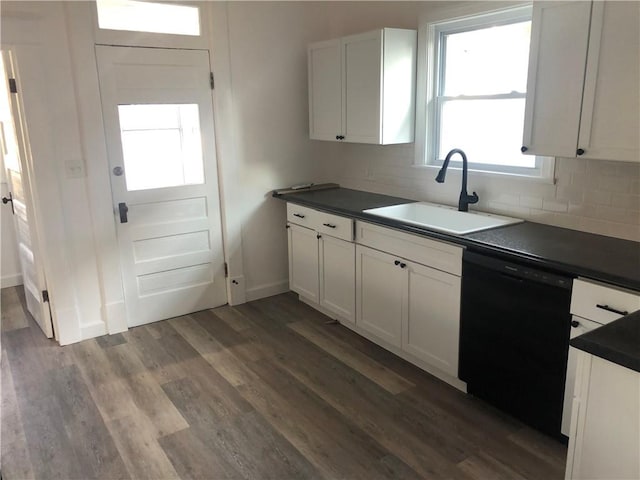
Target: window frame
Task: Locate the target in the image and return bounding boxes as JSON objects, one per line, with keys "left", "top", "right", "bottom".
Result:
{"left": 93, "top": 0, "right": 209, "bottom": 50}
{"left": 415, "top": 5, "right": 555, "bottom": 182}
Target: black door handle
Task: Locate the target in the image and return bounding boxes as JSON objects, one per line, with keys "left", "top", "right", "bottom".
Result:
{"left": 118, "top": 202, "right": 129, "bottom": 223}
{"left": 2, "top": 192, "right": 14, "bottom": 214}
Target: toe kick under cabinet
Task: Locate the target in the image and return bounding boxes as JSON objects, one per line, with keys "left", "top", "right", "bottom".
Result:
{"left": 286, "top": 202, "right": 463, "bottom": 386}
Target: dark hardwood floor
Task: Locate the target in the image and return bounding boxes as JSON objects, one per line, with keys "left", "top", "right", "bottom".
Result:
{"left": 1, "top": 285, "right": 566, "bottom": 479}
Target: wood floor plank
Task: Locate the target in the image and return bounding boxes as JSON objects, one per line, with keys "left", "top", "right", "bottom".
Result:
{"left": 288, "top": 319, "right": 415, "bottom": 394}
{"left": 457, "top": 451, "right": 528, "bottom": 480}
{"left": 158, "top": 427, "right": 243, "bottom": 480}
{"left": 71, "top": 339, "right": 140, "bottom": 422}
{"left": 212, "top": 304, "right": 254, "bottom": 332}
{"left": 49, "top": 364, "right": 130, "bottom": 479}
{"left": 107, "top": 414, "right": 180, "bottom": 480}
{"left": 95, "top": 332, "right": 127, "bottom": 349}
{"left": 239, "top": 356, "right": 422, "bottom": 480}
{"left": 168, "top": 314, "right": 226, "bottom": 355}
{"left": 1, "top": 287, "right": 30, "bottom": 332}
{"left": 1, "top": 349, "right": 35, "bottom": 480}
{"left": 235, "top": 302, "right": 475, "bottom": 479}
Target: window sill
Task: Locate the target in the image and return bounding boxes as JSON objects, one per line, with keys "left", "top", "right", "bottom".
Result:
{"left": 412, "top": 163, "right": 557, "bottom": 185}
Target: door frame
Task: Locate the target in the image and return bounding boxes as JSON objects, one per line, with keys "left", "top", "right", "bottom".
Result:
{"left": 63, "top": 2, "right": 243, "bottom": 337}
{"left": 1, "top": 48, "right": 55, "bottom": 338}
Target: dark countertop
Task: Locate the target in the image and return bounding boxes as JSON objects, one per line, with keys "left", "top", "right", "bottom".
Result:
{"left": 275, "top": 187, "right": 640, "bottom": 291}
{"left": 571, "top": 310, "right": 640, "bottom": 373}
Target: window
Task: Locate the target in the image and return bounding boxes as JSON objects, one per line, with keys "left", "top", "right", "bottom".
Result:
{"left": 418, "top": 6, "right": 553, "bottom": 179}
{"left": 96, "top": 0, "right": 200, "bottom": 36}
{"left": 118, "top": 104, "right": 204, "bottom": 191}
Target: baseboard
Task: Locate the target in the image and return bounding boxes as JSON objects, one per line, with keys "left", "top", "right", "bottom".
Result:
{"left": 245, "top": 279, "right": 289, "bottom": 302}
{"left": 80, "top": 321, "right": 107, "bottom": 341}
{"left": 103, "top": 300, "right": 128, "bottom": 334}
{"left": 1, "top": 273, "right": 23, "bottom": 288}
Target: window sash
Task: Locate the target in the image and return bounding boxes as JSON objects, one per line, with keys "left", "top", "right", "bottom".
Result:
{"left": 416, "top": 5, "right": 554, "bottom": 181}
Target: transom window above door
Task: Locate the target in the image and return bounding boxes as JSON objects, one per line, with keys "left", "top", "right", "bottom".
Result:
{"left": 96, "top": 0, "right": 201, "bottom": 36}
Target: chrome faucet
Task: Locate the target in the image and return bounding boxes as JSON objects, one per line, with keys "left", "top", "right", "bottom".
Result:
{"left": 435, "top": 148, "right": 479, "bottom": 212}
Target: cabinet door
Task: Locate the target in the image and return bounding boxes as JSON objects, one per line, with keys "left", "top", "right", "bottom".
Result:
{"left": 308, "top": 39, "right": 342, "bottom": 141}
{"left": 342, "top": 30, "right": 382, "bottom": 144}
{"left": 403, "top": 262, "right": 461, "bottom": 377}
{"left": 288, "top": 224, "right": 319, "bottom": 302}
{"left": 356, "top": 245, "right": 404, "bottom": 347}
{"left": 522, "top": 1, "right": 592, "bottom": 157}
{"left": 319, "top": 234, "right": 355, "bottom": 325}
{"left": 578, "top": 1, "right": 640, "bottom": 162}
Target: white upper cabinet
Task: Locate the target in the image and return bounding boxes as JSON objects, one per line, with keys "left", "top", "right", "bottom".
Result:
{"left": 523, "top": 1, "right": 640, "bottom": 162}
{"left": 308, "top": 28, "right": 417, "bottom": 145}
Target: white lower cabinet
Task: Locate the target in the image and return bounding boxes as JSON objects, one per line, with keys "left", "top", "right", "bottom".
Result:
{"left": 288, "top": 224, "right": 320, "bottom": 303}
{"left": 355, "top": 241, "right": 461, "bottom": 378}
{"left": 404, "top": 261, "right": 461, "bottom": 377}
{"left": 287, "top": 204, "right": 355, "bottom": 325}
{"left": 318, "top": 234, "right": 356, "bottom": 326}
{"left": 566, "top": 353, "right": 640, "bottom": 480}
{"left": 356, "top": 245, "right": 404, "bottom": 347}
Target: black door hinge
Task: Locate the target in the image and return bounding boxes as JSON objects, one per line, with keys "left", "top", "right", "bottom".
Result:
{"left": 224, "top": 262, "right": 228, "bottom": 277}
{"left": 8, "top": 78, "right": 17, "bottom": 94}
{"left": 42, "top": 290, "right": 49, "bottom": 302}
{"left": 210, "top": 72, "right": 214, "bottom": 90}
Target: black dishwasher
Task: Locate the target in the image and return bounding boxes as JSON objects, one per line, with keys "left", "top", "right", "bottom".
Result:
{"left": 459, "top": 250, "right": 573, "bottom": 439}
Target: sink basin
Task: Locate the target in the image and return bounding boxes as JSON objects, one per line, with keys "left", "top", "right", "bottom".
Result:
{"left": 363, "top": 202, "right": 523, "bottom": 235}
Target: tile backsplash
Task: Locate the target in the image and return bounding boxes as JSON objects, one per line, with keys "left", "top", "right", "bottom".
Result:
{"left": 321, "top": 143, "right": 640, "bottom": 242}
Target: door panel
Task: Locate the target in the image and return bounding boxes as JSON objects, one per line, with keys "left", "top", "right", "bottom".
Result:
{"left": 288, "top": 223, "right": 319, "bottom": 302}
{"left": 319, "top": 234, "right": 355, "bottom": 325}
{"left": 1, "top": 50, "right": 53, "bottom": 337}
{"left": 96, "top": 46, "right": 226, "bottom": 327}
{"left": 356, "top": 245, "right": 404, "bottom": 347}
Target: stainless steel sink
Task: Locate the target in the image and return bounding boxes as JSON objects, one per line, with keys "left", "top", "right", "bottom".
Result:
{"left": 363, "top": 202, "right": 523, "bottom": 235}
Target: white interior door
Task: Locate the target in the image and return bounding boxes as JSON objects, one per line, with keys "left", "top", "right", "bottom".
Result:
{"left": 0, "top": 50, "right": 53, "bottom": 337}
{"left": 96, "top": 46, "right": 226, "bottom": 327}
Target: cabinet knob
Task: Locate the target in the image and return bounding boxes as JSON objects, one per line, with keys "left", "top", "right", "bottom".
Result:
{"left": 394, "top": 260, "right": 401, "bottom": 266}
{"left": 286, "top": 225, "right": 290, "bottom": 229}
{"left": 317, "top": 234, "right": 321, "bottom": 239}
{"left": 576, "top": 148, "right": 585, "bottom": 156}
{"left": 335, "top": 135, "right": 344, "bottom": 140}
{"left": 400, "top": 262, "right": 407, "bottom": 269}
{"left": 571, "top": 320, "right": 580, "bottom": 328}
{"left": 521, "top": 146, "right": 528, "bottom": 153}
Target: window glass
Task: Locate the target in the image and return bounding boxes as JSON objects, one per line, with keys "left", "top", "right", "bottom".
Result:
{"left": 420, "top": 7, "right": 552, "bottom": 179}
{"left": 118, "top": 104, "right": 204, "bottom": 191}
{"left": 442, "top": 22, "right": 531, "bottom": 97}
{"left": 96, "top": 0, "right": 200, "bottom": 36}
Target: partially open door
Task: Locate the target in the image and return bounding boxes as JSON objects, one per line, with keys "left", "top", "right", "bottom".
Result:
{"left": 0, "top": 49, "right": 53, "bottom": 338}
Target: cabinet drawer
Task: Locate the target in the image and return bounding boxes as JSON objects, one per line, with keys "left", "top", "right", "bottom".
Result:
{"left": 355, "top": 221, "right": 462, "bottom": 276}
{"left": 571, "top": 279, "right": 640, "bottom": 324}
{"left": 287, "top": 204, "right": 317, "bottom": 229}
{"left": 316, "top": 211, "right": 353, "bottom": 241}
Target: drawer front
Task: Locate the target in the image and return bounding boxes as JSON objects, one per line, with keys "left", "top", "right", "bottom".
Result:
{"left": 571, "top": 278, "right": 640, "bottom": 324}
{"left": 287, "top": 203, "right": 317, "bottom": 229}
{"left": 316, "top": 211, "right": 353, "bottom": 241}
{"left": 355, "top": 221, "right": 462, "bottom": 276}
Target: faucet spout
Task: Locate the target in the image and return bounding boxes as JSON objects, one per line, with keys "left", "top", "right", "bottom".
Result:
{"left": 435, "top": 148, "right": 479, "bottom": 212}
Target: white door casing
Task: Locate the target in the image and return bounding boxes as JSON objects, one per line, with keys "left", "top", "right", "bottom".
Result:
{"left": 96, "top": 46, "right": 226, "bottom": 327}
{"left": 1, "top": 50, "right": 53, "bottom": 338}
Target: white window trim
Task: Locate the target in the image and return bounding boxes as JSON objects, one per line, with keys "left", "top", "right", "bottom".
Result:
{"left": 414, "top": 4, "right": 555, "bottom": 184}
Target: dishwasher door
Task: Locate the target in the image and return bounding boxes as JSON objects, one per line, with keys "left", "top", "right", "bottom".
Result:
{"left": 459, "top": 251, "right": 573, "bottom": 438}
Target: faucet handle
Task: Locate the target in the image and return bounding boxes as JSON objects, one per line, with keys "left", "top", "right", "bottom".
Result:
{"left": 470, "top": 191, "right": 479, "bottom": 204}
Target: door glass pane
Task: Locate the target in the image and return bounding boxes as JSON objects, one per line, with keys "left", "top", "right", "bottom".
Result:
{"left": 118, "top": 104, "right": 204, "bottom": 191}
